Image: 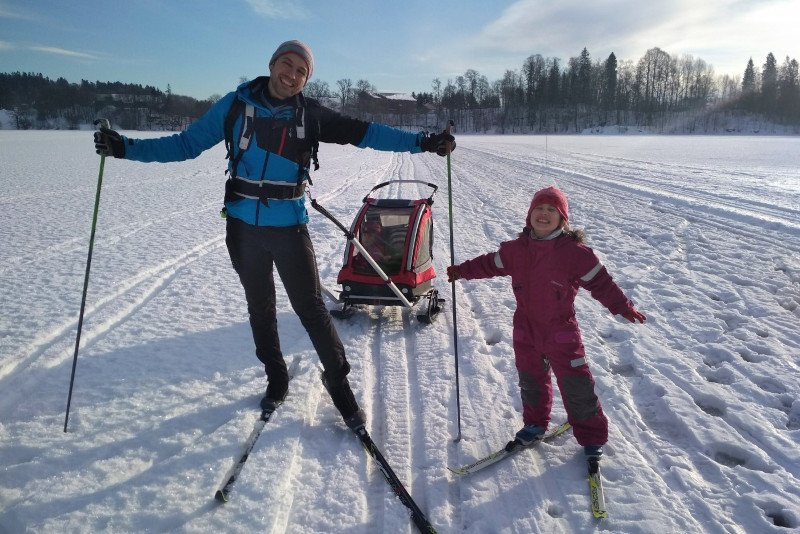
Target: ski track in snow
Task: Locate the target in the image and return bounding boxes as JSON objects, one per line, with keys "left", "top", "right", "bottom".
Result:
{"left": 1, "top": 132, "right": 799, "bottom": 533}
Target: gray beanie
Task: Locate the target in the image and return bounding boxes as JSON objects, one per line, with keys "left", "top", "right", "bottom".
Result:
{"left": 269, "top": 40, "right": 314, "bottom": 79}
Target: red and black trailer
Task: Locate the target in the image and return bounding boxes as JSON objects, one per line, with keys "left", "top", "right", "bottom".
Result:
{"left": 311, "top": 180, "right": 443, "bottom": 323}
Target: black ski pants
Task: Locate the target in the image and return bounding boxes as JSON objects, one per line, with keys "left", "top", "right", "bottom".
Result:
{"left": 225, "top": 217, "right": 359, "bottom": 417}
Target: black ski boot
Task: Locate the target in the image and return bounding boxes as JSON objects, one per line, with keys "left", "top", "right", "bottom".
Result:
{"left": 260, "top": 381, "right": 288, "bottom": 412}
{"left": 321, "top": 371, "right": 366, "bottom": 433}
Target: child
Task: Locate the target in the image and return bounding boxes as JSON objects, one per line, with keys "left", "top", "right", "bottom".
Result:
{"left": 447, "top": 186, "right": 645, "bottom": 460}
{"left": 359, "top": 218, "right": 389, "bottom": 264}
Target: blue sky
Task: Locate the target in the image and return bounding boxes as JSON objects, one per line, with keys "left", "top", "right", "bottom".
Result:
{"left": 0, "top": 0, "right": 797, "bottom": 100}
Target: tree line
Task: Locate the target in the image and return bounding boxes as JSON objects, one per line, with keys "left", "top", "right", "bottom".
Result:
{"left": 308, "top": 48, "right": 799, "bottom": 133}
{"left": 0, "top": 72, "right": 215, "bottom": 130}
{"left": 1, "top": 46, "right": 798, "bottom": 133}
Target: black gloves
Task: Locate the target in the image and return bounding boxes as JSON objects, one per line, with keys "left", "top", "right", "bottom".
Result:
{"left": 421, "top": 130, "right": 455, "bottom": 156}
{"left": 94, "top": 127, "right": 126, "bottom": 158}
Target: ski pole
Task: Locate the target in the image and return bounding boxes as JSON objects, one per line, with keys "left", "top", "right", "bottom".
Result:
{"left": 64, "top": 118, "right": 110, "bottom": 432}
{"left": 444, "top": 119, "right": 462, "bottom": 443}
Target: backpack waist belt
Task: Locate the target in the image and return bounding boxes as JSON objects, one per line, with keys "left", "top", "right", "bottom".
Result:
{"left": 229, "top": 178, "right": 306, "bottom": 201}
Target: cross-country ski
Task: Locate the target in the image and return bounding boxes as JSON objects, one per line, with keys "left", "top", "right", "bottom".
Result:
{"left": 447, "top": 422, "right": 572, "bottom": 476}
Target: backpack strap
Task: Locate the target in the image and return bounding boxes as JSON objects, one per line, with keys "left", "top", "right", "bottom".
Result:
{"left": 296, "top": 93, "right": 320, "bottom": 185}
{"left": 224, "top": 98, "right": 255, "bottom": 180}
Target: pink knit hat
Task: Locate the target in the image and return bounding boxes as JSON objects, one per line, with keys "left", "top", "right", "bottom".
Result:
{"left": 527, "top": 186, "right": 569, "bottom": 226}
{"left": 269, "top": 40, "right": 314, "bottom": 79}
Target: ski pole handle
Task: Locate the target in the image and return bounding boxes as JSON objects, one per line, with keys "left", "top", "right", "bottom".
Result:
{"left": 445, "top": 119, "right": 454, "bottom": 155}
{"left": 93, "top": 119, "right": 110, "bottom": 163}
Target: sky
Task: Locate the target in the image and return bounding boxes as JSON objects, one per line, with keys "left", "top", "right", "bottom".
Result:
{"left": 0, "top": 0, "right": 798, "bottom": 100}
{"left": 1, "top": 130, "right": 799, "bottom": 532}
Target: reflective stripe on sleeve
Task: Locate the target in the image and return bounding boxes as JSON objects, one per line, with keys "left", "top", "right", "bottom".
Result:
{"left": 494, "top": 252, "right": 504, "bottom": 269}
{"left": 570, "top": 357, "right": 587, "bottom": 367}
{"left": 580, "top": 262, "right": 603, "bottom": 282}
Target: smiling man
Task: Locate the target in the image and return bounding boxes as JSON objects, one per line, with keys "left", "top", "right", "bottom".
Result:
{"left": 92, "top": 39, "right": 455, "bottom": 434}
{"left": 267, "top": 40, "right": 313, "bottom": 99}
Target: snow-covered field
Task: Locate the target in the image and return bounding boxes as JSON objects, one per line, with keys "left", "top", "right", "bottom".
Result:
{"left": 1, "top": 131, "right": 799, "bottom": 533}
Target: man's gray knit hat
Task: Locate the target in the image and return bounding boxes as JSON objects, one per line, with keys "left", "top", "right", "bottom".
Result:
{"left": 269, "top": 40, "right": 314, "bottom": 79}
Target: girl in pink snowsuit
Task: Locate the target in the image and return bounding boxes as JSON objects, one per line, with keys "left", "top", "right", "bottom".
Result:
{"left": 447, "top": 186, "right": 645, "bottom": 458}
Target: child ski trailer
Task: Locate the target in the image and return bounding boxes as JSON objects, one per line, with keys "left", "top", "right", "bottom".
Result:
{"left": 314, "top": 179, "right": 444, "bottom": 323}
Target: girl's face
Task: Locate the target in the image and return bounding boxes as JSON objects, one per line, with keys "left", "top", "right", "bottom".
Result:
{"left": 529, "top": 203, "right": 562, "bottom": 238}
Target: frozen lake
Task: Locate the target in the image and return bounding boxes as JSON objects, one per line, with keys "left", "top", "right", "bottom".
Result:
{"left": 1, "top": 130, "right": 799, "bottom": 533}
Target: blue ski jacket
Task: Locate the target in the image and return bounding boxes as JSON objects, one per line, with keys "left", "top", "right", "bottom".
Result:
{"left": 120, "top": 77, "right": 424, "bottom": 226}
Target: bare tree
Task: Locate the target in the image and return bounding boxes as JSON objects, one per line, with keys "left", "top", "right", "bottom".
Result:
{"left": 304, "top": 80, "right": 332, "bottom": 99}
{"left": 431, "top": 78, "right": 442, "bottom": 106}
{"left": 336, "top": 78, "right": 353, "bottom": 112}
{"left": 463, "top": 69, "right": 481, "bottom": 107}
{"left": 717, "top": 74, "right": 740, "bottom": 102}
{"left": 475, "top": 74, "right": 492, "bottom": 106}
{"left": 355, "top": 79, "right": 375, "bottom": 94}
{"left": 636, "top": 47, "right": 675, "bottom": 113}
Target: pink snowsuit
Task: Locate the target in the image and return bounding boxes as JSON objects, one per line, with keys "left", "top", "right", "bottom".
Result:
{"left": 456, "top": 229, "right": 636, "bottom": 446}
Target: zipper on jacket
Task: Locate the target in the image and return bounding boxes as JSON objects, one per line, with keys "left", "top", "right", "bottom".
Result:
{"left": 277, "top": 126, "right": 287, "bottom": 155}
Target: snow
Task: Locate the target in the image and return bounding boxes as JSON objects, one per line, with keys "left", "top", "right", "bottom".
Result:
{"left": 0, "top": 110, "right": 13, "bottom": 129}
{"left": 1, "top": 131, "right": 799, "bottom": 533}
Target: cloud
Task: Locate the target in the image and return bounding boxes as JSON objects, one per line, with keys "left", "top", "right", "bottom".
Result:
{"left": 30, "top": 46, "right": 99, "bottom": 60}
{"left": 470, "top": 0, "right": 699, "bottom": 57}
{"left": 0, "top": 0, "right": 37, "bottom": 20}
{"left": 244, "top": 0, "right": 309, "bottom": 19}
{"left": 441, "top": 0, "right": 795, "bottom": 79}
{"left": 0, "top": 40, "right": 14, "bottom": 50}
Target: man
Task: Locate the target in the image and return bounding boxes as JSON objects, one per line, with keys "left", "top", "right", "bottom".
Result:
{"left": 94, "top": 40, "right": 454, "bottom": 432}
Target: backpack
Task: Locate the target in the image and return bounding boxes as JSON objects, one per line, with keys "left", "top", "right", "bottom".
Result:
{"left": 223, "top": 81, "right": 320, "bottom": 184}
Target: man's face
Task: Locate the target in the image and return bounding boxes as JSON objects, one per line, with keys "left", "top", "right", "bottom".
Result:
{"left": 267, "top": 53, "right": 309, "bottom": 100}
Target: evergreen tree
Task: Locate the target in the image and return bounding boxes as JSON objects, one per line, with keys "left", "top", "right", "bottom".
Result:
{"left": 522, "top": 54, "right": 546, "bottom": 107}
{"left": 602, "top": 52, "right": 618, "bottom": 110}
{"left": 545, "top": 58, "right": 561, "bottom": 106}
{"left": 761, "top": 52, "right": 778, "bottom": 115}
{"left": 576, "top": 47, "right": 592, "bottom": 105}
{"left": 742, "top": 58, "right": 757, "bottom": 110}
{"left": 777, "top": 56, "right": 800, "bottom": 122}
